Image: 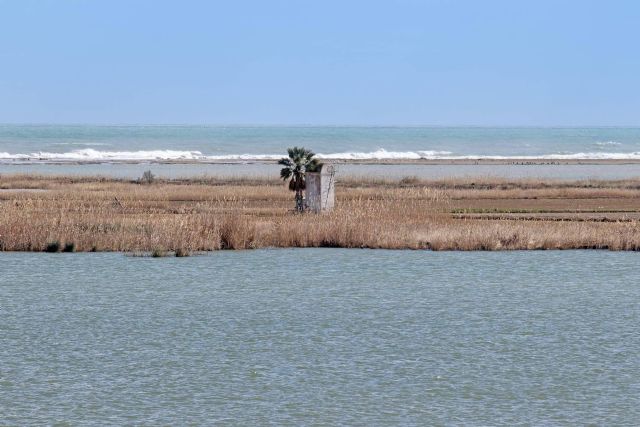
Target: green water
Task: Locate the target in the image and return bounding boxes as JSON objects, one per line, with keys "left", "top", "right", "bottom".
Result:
{"left": 1, "top": 250, "right": 639, "bottom": 425}
{"left": 3, "top": 125, "right": 640, "bottom": 158}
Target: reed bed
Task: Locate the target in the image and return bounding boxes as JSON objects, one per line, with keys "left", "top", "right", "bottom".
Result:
{"left": 1, "top": 174, "right": 640, "bottom": 252}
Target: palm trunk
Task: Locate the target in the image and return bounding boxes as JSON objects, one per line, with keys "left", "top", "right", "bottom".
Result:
{"left": 295, "top": 189, "right": 304, "bottom": 212}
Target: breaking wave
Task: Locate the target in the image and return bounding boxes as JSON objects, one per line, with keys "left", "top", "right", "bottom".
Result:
{"left": 594, "top": 141, "right": 621, "bottom": 147}
{"left": 1, "top": 148, "right": 640, "bottom": 163}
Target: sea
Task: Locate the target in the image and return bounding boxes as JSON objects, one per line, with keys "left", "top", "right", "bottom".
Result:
{"left": 2, "top": 125, "right": 640, "bottom": 180}
{"left": 1, "top": 125, "right": 640, "bottom": 161}
{"left": 2, "top": 249, "right": 639, "bottom": 425}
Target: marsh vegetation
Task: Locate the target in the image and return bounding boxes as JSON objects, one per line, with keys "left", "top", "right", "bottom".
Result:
{"left": 1, "top": 174, "right": 640, "bottom": 252}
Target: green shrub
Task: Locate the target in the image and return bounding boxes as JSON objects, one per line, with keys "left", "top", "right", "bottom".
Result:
{"left": 45, "top": 241, "right": 61, "bottom": 253}
{"left": 151, "top": 248, "right": 168, "bottom": 257}
{"left": 63, "top": 242, "right": 76, "bottom": 252}
{"left": 399, "top": 176, "right": 421, "bottom": 186}
{"left": 140, "top": 170, "right": 156, "bottom": 185}
{"left": 175, "top": 248, "right": 191, "bottom": 257}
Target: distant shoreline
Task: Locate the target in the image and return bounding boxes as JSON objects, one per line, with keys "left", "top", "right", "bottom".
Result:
{"left": 3, "top": 158, "right": 640, "bottom": 166}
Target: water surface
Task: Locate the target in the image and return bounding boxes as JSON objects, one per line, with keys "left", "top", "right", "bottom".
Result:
{"left": 2, "top": 125, "right": 640, "bottom": 160}
{"left": 1, "top": 250, "right": 639, "bottom": 424}
{"left": 2, "top": 162, "right": 640, "bottom": 181}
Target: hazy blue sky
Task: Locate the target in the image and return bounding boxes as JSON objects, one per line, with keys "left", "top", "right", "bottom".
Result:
{"left": 0, "top": 0, "right": 638, "bottom": 125}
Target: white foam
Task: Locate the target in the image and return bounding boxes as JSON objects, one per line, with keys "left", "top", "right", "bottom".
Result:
{"left": 51, "top": 142, "right": 111, "bottom": 146}
{"left": 452, "top": 152, "right": 640, "bottom": 160}
{"left": 316, "top": 149, "right": 454, "bottom": 160}
{"left": 595, "top": 141, "right": 621, "bottom": 147}
{"left": 0, "top": 149, "right": 207, "bottom": 161}
{"left": 1, "top": 148, "right": 640, "bottom": 163}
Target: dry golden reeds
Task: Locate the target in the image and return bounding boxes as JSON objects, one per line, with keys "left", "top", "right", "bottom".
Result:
{"left": 1, "top": 174, "right": 640, "bottom": 252}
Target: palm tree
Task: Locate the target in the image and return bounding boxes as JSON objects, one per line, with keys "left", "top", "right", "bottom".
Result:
{"left": 278, "top": 147, "right": 320, "bottom": 212}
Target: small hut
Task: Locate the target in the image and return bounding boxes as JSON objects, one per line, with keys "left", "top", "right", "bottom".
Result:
{"left": 305, "top": 163, "right": 335, "bottom": 213}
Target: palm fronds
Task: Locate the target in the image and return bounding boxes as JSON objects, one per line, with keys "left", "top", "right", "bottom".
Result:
{"left": 278, "top": 146, "right": 321, "bottom": 211}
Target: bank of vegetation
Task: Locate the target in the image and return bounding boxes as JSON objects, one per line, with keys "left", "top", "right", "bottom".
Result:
{"left": 1, "top": 174, "right": 640, "bottom": 253}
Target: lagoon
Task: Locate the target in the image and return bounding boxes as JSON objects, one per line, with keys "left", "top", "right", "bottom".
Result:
{"left": 1, "top": 250, "right": 639, "bottom": 425}
{"left": 3, "top": 161, "right": 640, "bottom": 181}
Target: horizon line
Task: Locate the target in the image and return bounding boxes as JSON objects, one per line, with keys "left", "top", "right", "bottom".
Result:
{"left": 1, "top": 123, "right": 640, "bottom": 129}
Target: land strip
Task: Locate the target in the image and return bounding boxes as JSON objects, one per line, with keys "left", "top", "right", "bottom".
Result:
{"left": 4, "top": 157, "right": 640, "bottom": 166}
{"left": 1, "top": 174, "right": 640, "bottom": 252}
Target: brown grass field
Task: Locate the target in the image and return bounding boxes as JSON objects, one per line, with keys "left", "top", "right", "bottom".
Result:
{"left": 2, "top": 174, "right": 640, "bottom": 253}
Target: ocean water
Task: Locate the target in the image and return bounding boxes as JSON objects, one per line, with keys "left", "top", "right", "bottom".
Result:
{"left": 2, "top": 125, "right": 640, "bottom": 161}
{"left": 2, "top": 249, "right": 640, "bottom": 425}
{"left": 3, "top": 162, "right": 640, "bottom": 181}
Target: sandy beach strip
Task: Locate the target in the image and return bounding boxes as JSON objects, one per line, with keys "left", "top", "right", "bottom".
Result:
{"left": 3, "top": 157, "right": 640, "bottom": 166}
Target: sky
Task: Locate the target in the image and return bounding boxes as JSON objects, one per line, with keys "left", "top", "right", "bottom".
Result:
{"left": 0, "top": 0, "right": 639, "bottom": 126}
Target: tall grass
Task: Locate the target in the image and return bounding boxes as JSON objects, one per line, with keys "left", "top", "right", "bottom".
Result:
{"left": 1, "top": 174, "right": 640, "bottom": 251}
